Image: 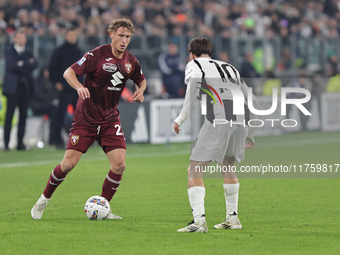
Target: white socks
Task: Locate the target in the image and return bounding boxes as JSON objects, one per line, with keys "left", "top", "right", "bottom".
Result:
{"left": 223, "top": 183, "right": 239, "bottom": 219}
{"left": 187, "top": 184, "right": 239, "bottom": 224}
{"left": 188, "top": 186, "right": 206, "bottom": 224}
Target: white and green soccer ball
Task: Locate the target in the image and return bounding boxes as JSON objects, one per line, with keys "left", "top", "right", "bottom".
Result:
{"left": 84, "top": 196, "right": 110, "bottom": 220}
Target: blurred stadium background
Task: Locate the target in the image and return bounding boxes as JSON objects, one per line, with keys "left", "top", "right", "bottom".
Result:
{"left": 0, "top": 0, "right": 340, "bottom": 147}
{"left": 1, "top": 1, "right": 340, "bottom": 254}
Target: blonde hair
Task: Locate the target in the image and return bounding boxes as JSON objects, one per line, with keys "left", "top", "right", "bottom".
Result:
{"left": 107, "top": 19, "right": 134, "bottom": 34}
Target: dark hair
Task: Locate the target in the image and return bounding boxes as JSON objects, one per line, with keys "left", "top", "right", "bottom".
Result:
{"left": 65, "top": 25, "right": 78, "bottom": 34}
{"left": 187, "top": 37, "right": 212, "bottom": 57}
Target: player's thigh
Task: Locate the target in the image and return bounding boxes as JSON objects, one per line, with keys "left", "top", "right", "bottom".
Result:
{"left": 226, "top": 125, "right": 248, "bottom": 163}
{"left": 99, "top": 121, "right": 126, "bottom": 154}
{"left": 189, "top": 160, "right": 211, "bottom": 178}
{"left": 60, "top": 149, "right": 83, "bottom": 173}
{"left": 221, "top": 155, "right": 236, "bottom": 166}
{"left": 66, "top": 123, "right": 97, "bottom": 153}
{"left": 190, "top": 121, "right": 217, "bottom": 162}
{"left": 191, "top": 121, "right": 233, "bottom": 164}
{"left": 106, "top": 149, "right": 126, "bottom": 172}
{"left": 220, "top": 156, "right": 238, "bottom": 182}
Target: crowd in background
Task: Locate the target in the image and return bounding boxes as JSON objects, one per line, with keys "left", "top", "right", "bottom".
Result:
{"left": 0, "top": 0, "right": 340, "bottom": 41}
{"left": 0, "top": 0, "right": 340, "bottom": 149}
{"left": 0, "top": 0, "right": 340, "bottom": 99}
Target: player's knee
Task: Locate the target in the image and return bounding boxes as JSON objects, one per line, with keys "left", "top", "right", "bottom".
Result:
{"left": 111, "top": 161, "right": 126, "bottom": 174}
{"left": 187, "top": 166, "right": 191, "bottom": 176}
{"left": 60, "top": 161, "right": 77, "bottom": 173}
{"left": 225, "top": 156, "right": 236, "bottom": 166}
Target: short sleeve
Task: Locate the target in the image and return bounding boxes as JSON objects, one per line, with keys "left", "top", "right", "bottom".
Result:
{"left": 71, "top": 51, "right": 97, "bottom": 77}
{"left": 131, "top": 60, "right": 145, "bottom": 84}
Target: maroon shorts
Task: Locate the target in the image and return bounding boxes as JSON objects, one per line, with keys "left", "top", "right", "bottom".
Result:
{"left": 66, "top": 120, "right": 126, "bottom": 154}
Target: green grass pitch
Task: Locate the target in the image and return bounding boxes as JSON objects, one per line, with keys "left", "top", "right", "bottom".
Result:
{"left": 0, "top": 131, "right": 339, "bottom": 254}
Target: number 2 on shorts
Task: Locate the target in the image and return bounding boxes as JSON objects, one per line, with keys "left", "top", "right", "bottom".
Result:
{"left": 114, "top": 124, "right": 123, "bottom": 136}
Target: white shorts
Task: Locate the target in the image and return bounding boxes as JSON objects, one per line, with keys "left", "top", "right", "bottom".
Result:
{"left": 190, "top": 120, "right": 248, "bottom": 164}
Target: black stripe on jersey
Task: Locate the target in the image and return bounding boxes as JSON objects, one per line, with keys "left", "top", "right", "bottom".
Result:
{"left": 199, "top": 77, "right": 216, "bottom": 124}
{"left": 223, "top": 99, "right": 250, "bottom": 125}
{"left": 223, "top": 100, "right": 237, "bottom": 122}
{"left": 225, "top": 64, "right": 240, "bottom": 80}
{"left": 221, "top": 63, "right": 240, "bottom": 85}
{"left": 194, "top": 59, "right": 205, "bottom": 78}
{"left": 245, "top": 104, "right": 250, "bottom": 123}
{"left": 209, "top": 60, "right": 227, "bottom": 82}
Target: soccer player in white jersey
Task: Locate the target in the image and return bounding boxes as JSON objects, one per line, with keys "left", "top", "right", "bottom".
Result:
{"left": 174, "top": 37, "right": 259, "bottom": 233}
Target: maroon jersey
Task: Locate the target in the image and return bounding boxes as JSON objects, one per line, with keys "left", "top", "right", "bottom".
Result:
{"left": 71, "top": 44, "right": 145, "bottom": 125}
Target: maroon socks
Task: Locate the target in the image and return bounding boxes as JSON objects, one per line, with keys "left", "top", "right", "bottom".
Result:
{"left": 101, "top": 170, "right": 122, "bottom": 202}
{"left": 42, "top": 166, "right": 122, "bottom": 202}
{"left": 43, "top": 164, "right": 67, "bottom": 199}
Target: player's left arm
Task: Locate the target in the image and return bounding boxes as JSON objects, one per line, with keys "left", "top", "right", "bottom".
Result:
{"left": 133, "top": 79, "right": 147, "bottom": 103}
{"left": 240, "top": 79, "right": 258, "bottom": 149}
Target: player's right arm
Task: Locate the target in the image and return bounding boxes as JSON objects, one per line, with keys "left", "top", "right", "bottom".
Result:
{"left": 66, "top": 51, "right": 97, "bottom": 100}
{"left": 174, "top": 60, "right": 202, "bottom": 134}
{"left": 63, "top": 67, "right": 90, "bottom": 100}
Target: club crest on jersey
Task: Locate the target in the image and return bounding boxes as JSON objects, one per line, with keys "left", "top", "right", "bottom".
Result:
{"left": 125, "top": 63, "right": 132, "bottom": 74}
{"left": 71, "top": 135, "right": 79, "bottom": 145}
{"left": 102, "top": 63, "right": 117, "bottom": 72}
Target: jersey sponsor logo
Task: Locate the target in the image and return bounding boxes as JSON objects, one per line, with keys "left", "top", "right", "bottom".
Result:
{"left": 108, "top": 71, "right": 124, "bottom": 91}
{"left": 77, "top": 57, "right": 86, "bottom": 66}
{"left": 102, "top": 63, "right": 117, "bottom": 72}
{"left": 71, "top": 135, "right": 79, "bottom": 145}
{"left": 108, "top": 87, "right": 121, "bottom": 91}
{"left": 125, "top": 63, "right": 132, "bottom": 74}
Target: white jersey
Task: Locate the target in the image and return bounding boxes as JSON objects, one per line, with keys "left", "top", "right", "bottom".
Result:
{"left": 174, "top": 57, "right": 259, "bottom": 143}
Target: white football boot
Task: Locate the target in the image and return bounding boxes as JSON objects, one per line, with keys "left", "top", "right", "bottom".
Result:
{"left": 177, "top": 220, "right": 208, "bottom": 233}
{"left": 31, "top": 194, "right": 50, "bottom": 219}
{"left": 106, "top": 210, "right": 122, "bottom": 219}
{"left": 214, "top": 216, "right": 242, "bottom": 229}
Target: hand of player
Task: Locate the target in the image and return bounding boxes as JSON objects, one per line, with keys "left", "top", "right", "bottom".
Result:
{"left": 174, "top": 121, "right": 180, "bottom": 134}
{"left": 245, "top": 141, "right": 254, "bottom": 149}
{"left": 132, "top": 89, "right": 144, "bottom": 103}
{"left": 77, "top": 87, "right": 90, "bottom": 100}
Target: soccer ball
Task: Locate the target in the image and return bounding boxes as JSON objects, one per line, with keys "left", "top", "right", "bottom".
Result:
{"left": 84, "top": 196, "right": 110, "bottom": 220}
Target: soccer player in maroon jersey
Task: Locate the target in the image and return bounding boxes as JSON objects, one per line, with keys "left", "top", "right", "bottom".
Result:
{"left": 31, "top": 19, "right": 147, "bottom": 220}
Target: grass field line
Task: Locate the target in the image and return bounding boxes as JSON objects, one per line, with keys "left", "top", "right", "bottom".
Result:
{"left": 0, "top": 150, "right": 190, "bottom": 169}
{"left": 1, "top": 135, "right": 339, "bottom": 169}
